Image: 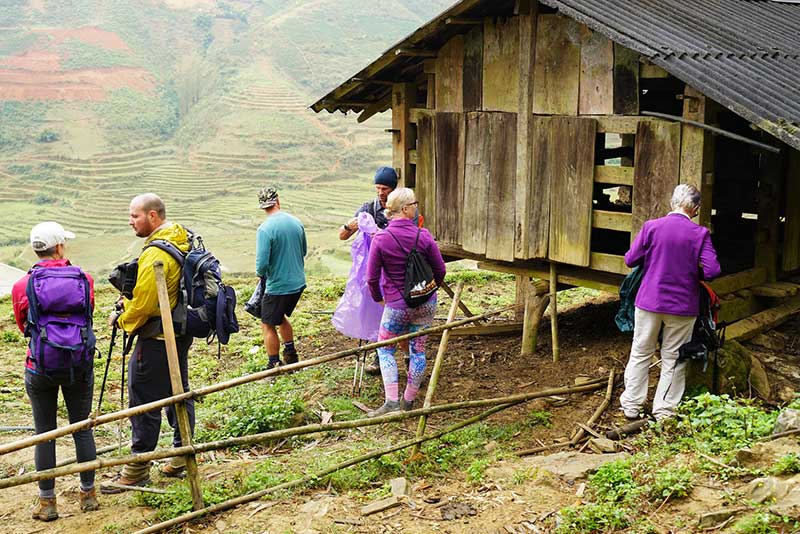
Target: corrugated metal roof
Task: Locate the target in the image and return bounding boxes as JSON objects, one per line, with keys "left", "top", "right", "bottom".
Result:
{"left": 538, "top": 0, "right": 800, "bottom": 149}
{"left": 312, "top": 0, "right": 800, "bottom": 149}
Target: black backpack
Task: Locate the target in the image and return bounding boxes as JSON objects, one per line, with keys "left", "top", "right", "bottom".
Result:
{"left": 386, "top": 228, "right": 437, "bottom": 307}
{"left": 146, "top": 230, "right": 239, "bottom": 348}
{"left": 678, "top": 283, "right": 725, "bottom": 373}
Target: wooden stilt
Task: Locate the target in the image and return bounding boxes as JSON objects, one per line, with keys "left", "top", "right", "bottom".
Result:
{"left": 153, "top": 262, "right": 204, "bottom": 511}
{"left": 521, "top": 279, "right": 550, "bottom": 356}
{"left": 550, "top": 262, "right": 560, "bottom": 362}
{"left": 412, "top": 282, "right": 464, "bottom": 456}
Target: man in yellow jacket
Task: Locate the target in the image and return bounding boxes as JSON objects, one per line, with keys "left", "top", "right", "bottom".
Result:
{"left": 101, "top": 193, "right": 194, "bottom": 493}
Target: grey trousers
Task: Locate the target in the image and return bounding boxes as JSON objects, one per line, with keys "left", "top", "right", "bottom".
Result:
{"left": 620, "top": 307, "right": 696, "bottom": 421}
{"left": 25, "top": 368, "right": 97, "bottom": 495}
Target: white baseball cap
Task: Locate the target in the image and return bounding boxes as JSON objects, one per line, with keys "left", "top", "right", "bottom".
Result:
{"left": 30, "top": 221, "right": 76, "bottom": 252}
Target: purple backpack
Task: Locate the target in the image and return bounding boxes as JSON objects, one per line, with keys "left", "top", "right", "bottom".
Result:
{"left": 25, "top": 266, "right": 96, "bottom": 377}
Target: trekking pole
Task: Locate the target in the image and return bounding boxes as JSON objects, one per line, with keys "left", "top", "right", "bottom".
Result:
{"left": 96, "top": 322, "right": 119, "bottom": 412}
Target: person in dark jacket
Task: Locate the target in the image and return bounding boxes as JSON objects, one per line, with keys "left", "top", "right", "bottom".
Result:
{"left": 339, "top": 167, "right": 399, "bottom": 375}
{"left": 620, "top": 184, "right": 721, "bottom": 421}
{"left": 365, "top": 188, "right": 446, "bottom": 416}
{"left": 12, "top": 222, "right": 99, "bottom": 519}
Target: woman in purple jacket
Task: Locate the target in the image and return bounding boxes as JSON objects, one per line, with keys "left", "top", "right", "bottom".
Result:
{"left": 620, "top": 184, "right": 721, "bottom": 421}
{"left": 365, "top": 188, "right": 446, "bottom": 416}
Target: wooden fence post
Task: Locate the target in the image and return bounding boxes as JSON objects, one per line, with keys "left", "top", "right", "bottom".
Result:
{"left": 153, "top": 261, "right": 204, "bottom": 511}
{"left": 412, "top": 282, "right": 464, "bottom": 456}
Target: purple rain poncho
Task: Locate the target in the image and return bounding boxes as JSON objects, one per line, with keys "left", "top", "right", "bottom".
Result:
{"left": 332, "top": 212, "right": 383, "bottom": 341}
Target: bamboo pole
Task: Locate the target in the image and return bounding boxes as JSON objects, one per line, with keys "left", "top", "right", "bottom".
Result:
{"left": 134, "top": 401, "right": 523, "bottom": 534}
{"left": 0, "top": 305, "right": 514, "bottom": 457}
{"left": 440, "top": 279, "right": 478, "bottom": 319}
{"left": 154, "top": 262, "right": 203, "bottom": 510}
{"left": 549, "top": 262, "right": 559, "bottom": 362}
{"left": 0, "top": 380, "right": 606, "bottom": 490}
{"left": 412, "top": 281, "right": 463, "bottom": 456}
{"left": 569, "top": 370, "right": 615, "bottom": 446}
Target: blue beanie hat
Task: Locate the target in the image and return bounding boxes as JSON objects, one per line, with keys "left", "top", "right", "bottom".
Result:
{"left": 373, "top": 166, "right": 398, "bottom": 188}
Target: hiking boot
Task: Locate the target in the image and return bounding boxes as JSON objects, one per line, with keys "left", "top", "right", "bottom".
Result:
{"left": 283, "top": 350, "right": 299, "bottom": 366}
{"left": 367, "top": 400, "right": 400, "bottom": 418}
{"left": 401, "top": 399, "right": 415, "bottom": 412}
{"left": 99, "top": 473, "right": 151, "bottom": 494}
{"left": 266, "top": 359, "right": 282, "bottom": 370}
{"left": 31, "top": 496, "right": 58, "bottom": 521}
{"left": 79, "top": 488, "right": 99, "bottom": 512}
{"left": 365, "top": 353, "right": 381, "bottom": 376}
{"left": 160, "top": 458, "right": 186, "bottom": 478}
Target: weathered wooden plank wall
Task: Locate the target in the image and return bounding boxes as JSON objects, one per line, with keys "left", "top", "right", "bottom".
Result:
{"left": 514, "top": 0, "right": 538, "bottom": 259}
{"left": 483, "top": 17, "right": 519, "bottom": 112}
{"left": 579, "top": 29, "right": 614, "bottom": 115}
{"left": 462, "top": 112, "right": 491, "bottom": 254}
{"left": 632, "top": 121, "right": 681, "bottom": 239}
{"left": 392, "top": 83, "right": 416, "bottom": 186}
{"left": 532, "top": 14, "right": 581, "bottom": 115}
{"left": 613, "top": 43, "right": 639, "bottom": 114}
{"left": 435, "top": 112, "right": 465, "bottom": 245}
{"left": 548, "top": 117, "right": 597, "bottom": 266}
{"left": 436, "top": 35, "right": 464, "bottom": 112}
{"left": 528, "top": 116, "right": 552, "bottom": 259}
{"left": 463, "top": 26, "right": 483, "bottom": 112}
{"left": 416, "top": 110, "right": 437, "bottom": 235}
{"left": 486, "top": 112, "right": 518, "bottom": 261}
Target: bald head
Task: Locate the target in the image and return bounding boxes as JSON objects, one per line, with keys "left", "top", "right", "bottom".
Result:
{"left": 129, "top": 193, "right": 166, "bottom": 238}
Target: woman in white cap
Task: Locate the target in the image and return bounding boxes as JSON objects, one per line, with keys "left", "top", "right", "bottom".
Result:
{"left": 11, "top": 222, "right": 99, "bottom": 520}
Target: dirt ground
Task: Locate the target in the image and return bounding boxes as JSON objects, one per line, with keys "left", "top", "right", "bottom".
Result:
{"left": 1, "top": 292, "right": 797, "bottom": 533}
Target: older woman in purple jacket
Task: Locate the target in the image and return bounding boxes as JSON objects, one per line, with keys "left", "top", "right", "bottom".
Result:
{"left": 365, "top": 188, "right": 446, "bottom": 416}
{"left": 620, "top": 184, "right": 721, "bottom": 421}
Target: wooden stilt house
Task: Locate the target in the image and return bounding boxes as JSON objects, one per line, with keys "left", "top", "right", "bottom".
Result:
{"left": 312, "top": 0, "right": 800, "bottom": 339}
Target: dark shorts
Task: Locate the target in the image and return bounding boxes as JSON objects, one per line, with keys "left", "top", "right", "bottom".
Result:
{"left": 261, "top": 287, "right": 305, "bottom": 326}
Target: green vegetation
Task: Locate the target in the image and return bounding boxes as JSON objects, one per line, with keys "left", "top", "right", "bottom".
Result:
{"left": 59, "top": 39, "right": 137, "bottom": 69}
{"left": 95, "top": 87, "right": 179, "bottom": 142}
{"left": 0, "top": 102, "right": 50, "bottom": 150}
{"left": 552, "top": 394, "right": 792, "bottom": 533}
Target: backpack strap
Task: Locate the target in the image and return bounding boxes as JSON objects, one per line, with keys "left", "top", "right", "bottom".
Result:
{"left": 385, "top": 229, "right": 408, "bottom": 255}
{"left": 146, "top": 239, "right": 186, "bottom": 266}
{"left": 385, "top": 228, "right": 423, "bottom": 255}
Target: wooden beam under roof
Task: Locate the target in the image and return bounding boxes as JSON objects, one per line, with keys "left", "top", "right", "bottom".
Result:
{"left": 311, "top": 0, "right": 488, "bottom": 112}
{"left": 395, "top": 48, "right": 438, "bottom": 58}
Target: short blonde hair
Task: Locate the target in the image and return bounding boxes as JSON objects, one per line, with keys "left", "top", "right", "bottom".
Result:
{"left": 385, "top": 187, "right": 416, "bottom": 219}
{"left": 670, "top": 184, "right": 701, "bottom": 212}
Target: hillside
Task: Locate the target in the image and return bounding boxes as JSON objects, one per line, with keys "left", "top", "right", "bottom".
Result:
{"left": 0, "top": 0, "right": 453, "bottom": 275}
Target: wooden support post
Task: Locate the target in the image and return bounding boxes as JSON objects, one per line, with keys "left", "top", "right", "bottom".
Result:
{"left": 412, "top": 282, "right": 464, "bottom": 456}
{"left": 549, "top": 262, "right": 560, "bottom": 362}
{"left": 679, "top": 85, "right": 715, "bottom": 228}
{"left": 392, "top": 82, "right": 417, "bottom": 186}
{"left": 521, "top": 279, "right": 550, "bottom": 356}
{"left": 153, "top": 262, "right": 204, "bottom": 511}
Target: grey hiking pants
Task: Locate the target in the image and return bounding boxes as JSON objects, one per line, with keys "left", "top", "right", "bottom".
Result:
{"left": 24, "top": 368, "right": 97, "bottom": 495}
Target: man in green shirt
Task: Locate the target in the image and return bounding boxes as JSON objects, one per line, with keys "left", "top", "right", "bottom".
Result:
{"left": 255, "top": 187, "right": 307, "bottom": 369}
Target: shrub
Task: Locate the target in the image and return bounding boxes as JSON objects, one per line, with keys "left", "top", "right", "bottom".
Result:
{"left": 589, "top": 458, "right": 639, "bottom": 504}
{"left": 645, "top": 466, "right": 694, "bottom": 500}
{"left": 771, "top": 454, "right": 800, "bottom": 476}
{"left": 37, "top": 129, "right": 59, "bottom": 143}
{"left": 555, "top": 503, "right": 630, "bottom": 534}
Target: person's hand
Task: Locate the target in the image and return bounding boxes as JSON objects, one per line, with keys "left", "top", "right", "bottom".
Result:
{"left": 108, "top": 310, "right": 120, "bottom": 327}
{"left": 378, "top": 300, "right": 385, "bottom": 306}
{"left": 346, "top": 217, "right": 358, "bottom": 232}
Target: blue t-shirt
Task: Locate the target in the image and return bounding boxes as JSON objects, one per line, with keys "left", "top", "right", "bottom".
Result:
{"left": 255, "top": 211, "right": 307, "bottom": 295}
